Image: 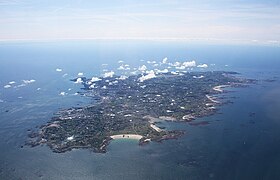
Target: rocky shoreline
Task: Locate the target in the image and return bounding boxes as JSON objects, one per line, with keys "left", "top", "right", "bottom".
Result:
{"left": 26, "top": 71, "right": 256, "bottom": 153}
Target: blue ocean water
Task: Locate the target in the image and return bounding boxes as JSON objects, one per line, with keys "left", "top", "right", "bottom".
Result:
{"left": 0, "top": 40, "right": 280, "bottom": 180}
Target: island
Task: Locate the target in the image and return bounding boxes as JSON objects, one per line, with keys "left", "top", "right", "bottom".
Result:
{"left": 26, "top": 71, "right": 255, "bottom": 153}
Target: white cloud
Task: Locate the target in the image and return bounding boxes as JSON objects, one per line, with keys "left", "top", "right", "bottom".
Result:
{"left": 156, "top": 69, "right": 169, "bottom": 73}
{"left": 14, "top": 84, "right": 26, "bottom": 88}
{"left": 117, "top": 65, "right": 125, "bottom": 70}
{"left": 78, "top": 72, "right": 84, "bottom": 76}
{"left": 162, "top": 57, "right": 168, "bottom": 64}
{"left": 147, "top": 61, "right": 156, "bottom": 64}
{"left": 197, "top": 64, "right": 208, "bottom": 68}
{"left": 176, "top": 66, "right": 185, "bottom": 70}
{"left": 182, "top": 60, "right": 196, "bottom": 67}
{"left": 89, "top": 84, "right": 95, "bottom": 89}
{"left": 67, "top": 136, "right": 74, "bottom": 141}
{"left": 23, "top": 79, "right": 36, "bottom": 84}
{"left": 145, "top": 70, "right": 154, "bottom": 74}
{"left": 91, "top": 77, "right": 102, "bottom": 82}
{"left": 62, "top": 73, "right": 68, "bottom": 77}
{"left": 118, "top": 75, "right": 128, "bottom": 80}
{"left": 193, "top": 75, "right": 205, "bottom": 79}
{"left": 60, "top": 92, "right": 66, "bottom": 96}
{"left": 9, "top": 81, "right": 16, "bottom": 84}
{"left": 37, "top": 88, "right": 41, "bottom": 90}
{"left": 56, "top": 68, "right": 62, "bottom": 72}
{"left": 4, "top": 85, "right": 11, "bottom": 88}
{"left": 130, "top": 71, "right": 138, "bottom": 75}
{"left": 138, "top": 65, "right": 147, "bottom": 71}
{"left": 75, "top": 77, "right": 83, "bottom": 84}
{"left": 104, "top": 71, "right": 115, "bottom": 78}
{"left": 117, "top": 64, "right": 130, "bottom": 70}
{"left": 138, "top": 70, "right": 156, "bottom": 82}
{"left": 118, "top": 60, "right": 124, "bottom": 63}
{"left": 175, "top": 62, "right": 181, "bottom": 66}
{"left": 0, "top": 2, "right": 280, "bottom": 44}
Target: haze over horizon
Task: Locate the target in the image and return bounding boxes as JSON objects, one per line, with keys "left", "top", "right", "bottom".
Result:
{"left": 0, "top": 0, "right": 279, "bottom": 45}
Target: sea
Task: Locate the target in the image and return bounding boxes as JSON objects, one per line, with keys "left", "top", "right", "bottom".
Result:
{"left": 0, "top": 40, "right": 280, "bottom": 180}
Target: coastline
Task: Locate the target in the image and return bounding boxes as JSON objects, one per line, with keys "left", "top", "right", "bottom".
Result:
{"left": 213, "top": 85, "right": 230, "bottom": 92}
{"left": 110, "top": 134, "right": 143, "bottom": 140}
{"left": 26, "top": 71, "right": 255, "bottom": 153}
{"left": 206, "top": 94, "right": 220, "bottom": 104}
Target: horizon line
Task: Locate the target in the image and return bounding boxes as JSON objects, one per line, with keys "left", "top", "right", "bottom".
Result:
{"left": 0, "top": 37, "right": 279, "bottom": 46}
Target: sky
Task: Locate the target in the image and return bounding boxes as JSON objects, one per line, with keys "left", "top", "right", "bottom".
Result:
{"left": 0, "top": 0, "right": 279, "bottom": 44}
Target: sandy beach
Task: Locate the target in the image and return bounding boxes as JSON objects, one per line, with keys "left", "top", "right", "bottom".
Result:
{"left": 206, "top": 95, "right": 220, "bottom": 103}
{"left": 150, "top": 124, "right": 163, "bottom": 132}
{"left": 110, "top": 134, "right": 143, "bottom": 140}
{"left": 213, "top": 85, "right": 230, "bottom": 92}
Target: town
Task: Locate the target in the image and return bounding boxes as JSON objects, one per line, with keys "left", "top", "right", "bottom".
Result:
{"left": 27, "top": 71, "right": 255, "bottom": 153}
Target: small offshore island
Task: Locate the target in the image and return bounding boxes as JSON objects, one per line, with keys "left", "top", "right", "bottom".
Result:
{"left": 27, "top": 71, "right": 255, "bottom": 153}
